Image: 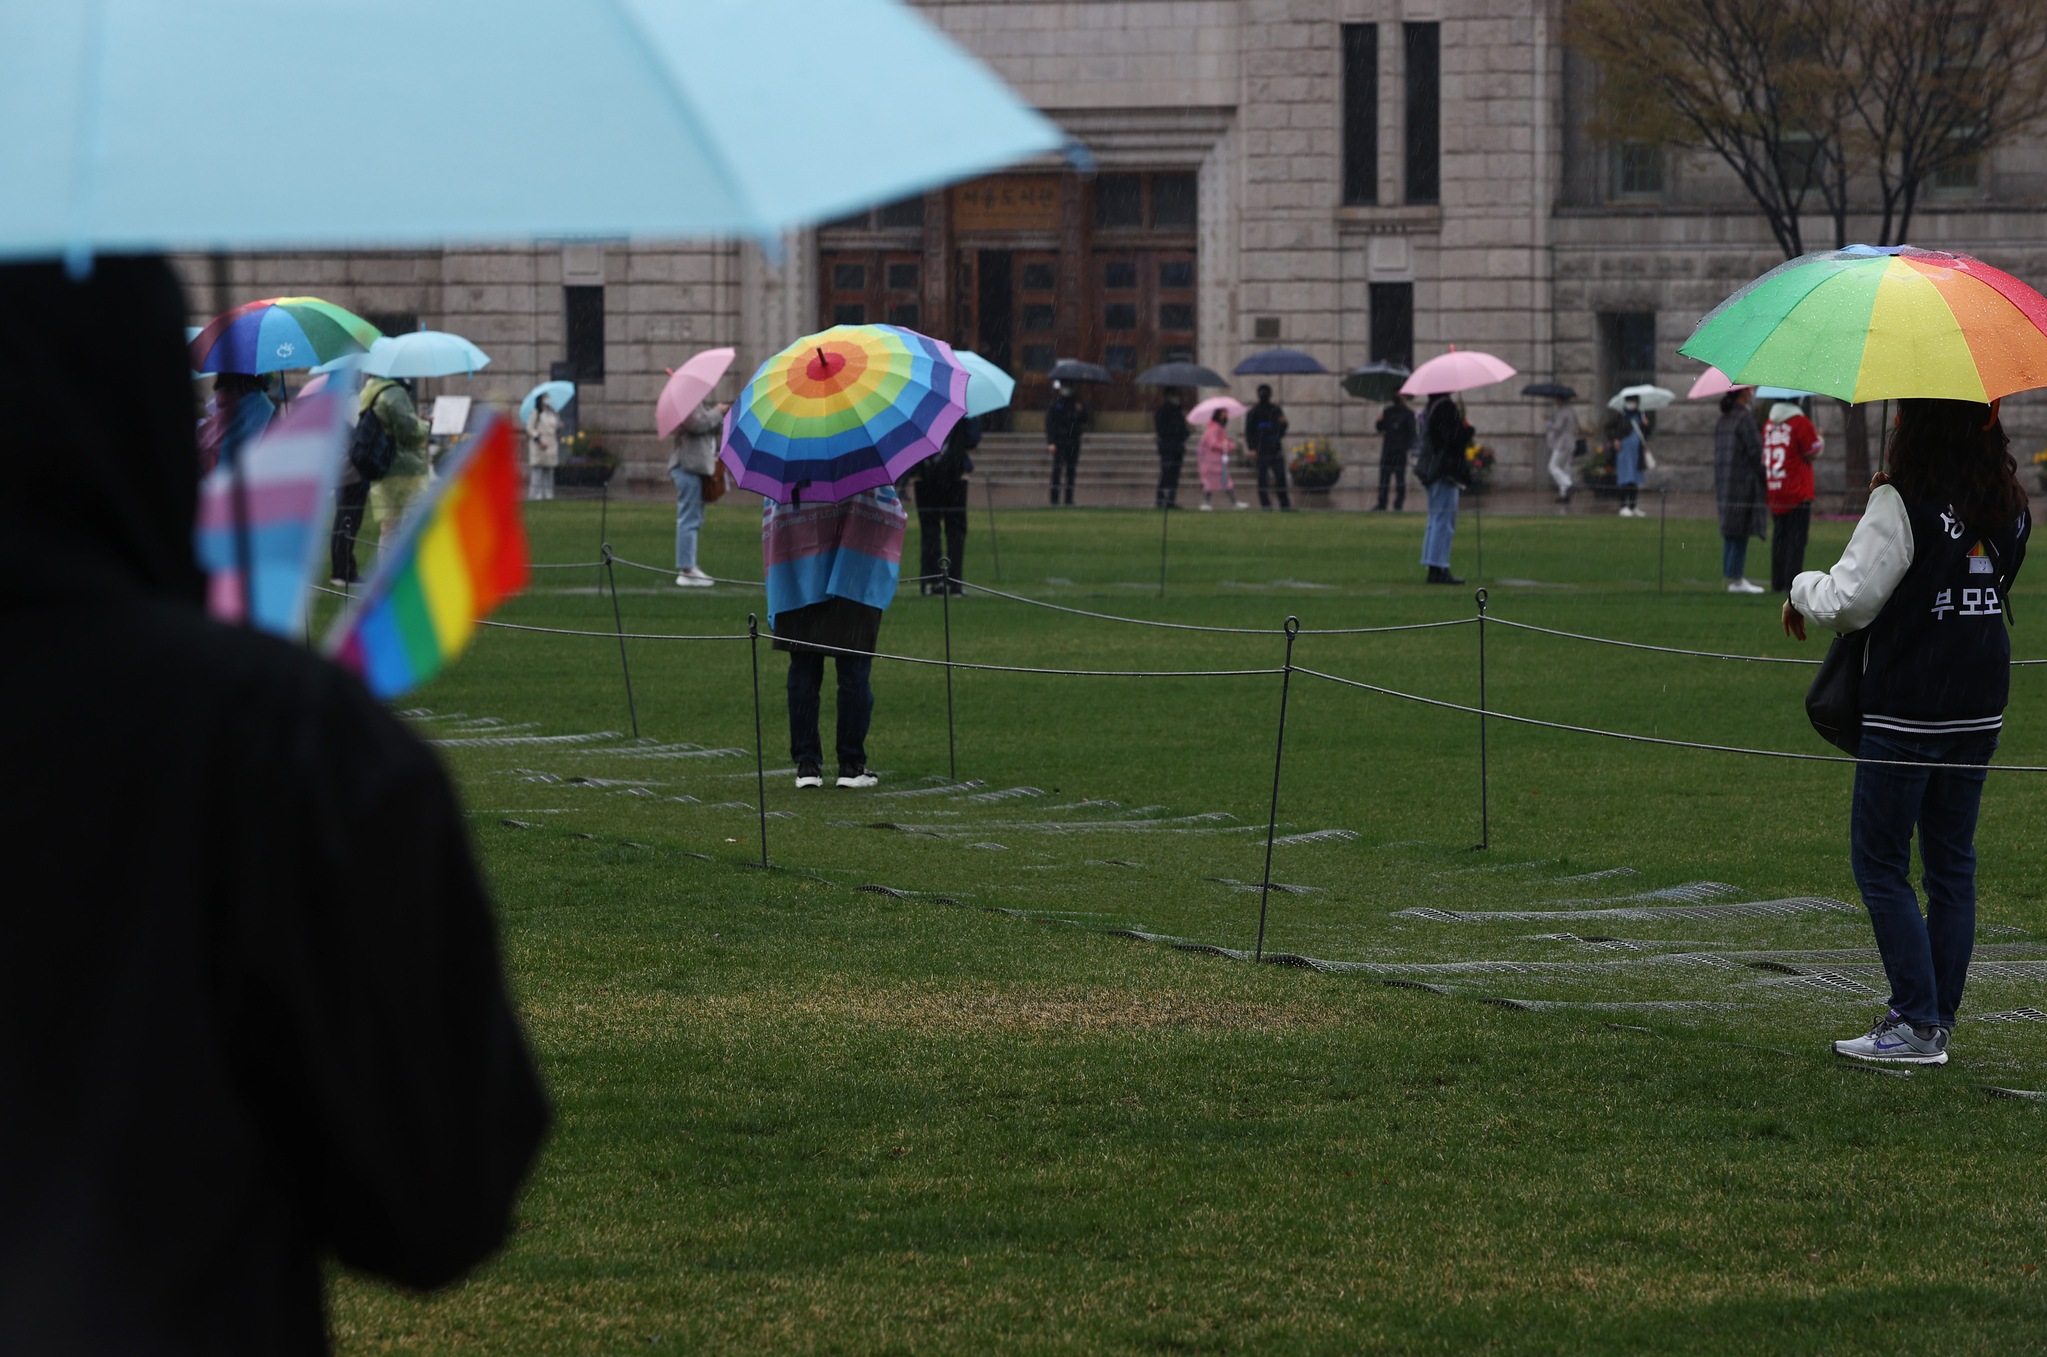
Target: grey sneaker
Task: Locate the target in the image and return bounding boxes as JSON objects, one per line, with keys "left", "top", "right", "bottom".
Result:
{"left": 1833, "top": 1010, "right": 1950, "bottom": 1065}
{"left": 836, "top": 767, "right": 878, "bottom": 789}
{"left": 794, "top": 762, "right": 823, "bottom": 789}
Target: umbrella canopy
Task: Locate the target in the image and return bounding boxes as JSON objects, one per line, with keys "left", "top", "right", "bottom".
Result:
{"left": 720, "top": 324, "right": 969, "bottom": 503}
{"left": 4, "top": 0, "right": 1062, "bottom": 268}
{"left": 1400, "top": 349, "right": 1517, "bottom": 396}
{"left": 1049, "top": 358, "right": 1111, "bottom": 385}
{"left": 1341, "top": 362, "right": 1412, "bottom": 401}
{"left": 1679, "top": 245, "right": 2047, "bottom": 403}
{"left": 1136, "top": 360, "right": 1230, "bottom": 388}
{"left": 655, "top": 347, "right": 738, "bottom": 439}
{"left": 1233, "top": 348, "right": 1329, "bottom": 376}
{"left": 188, "top": 297, "right": 380, "bottom": 375}
{"left": 1755, "top": 385, "right": 1816, "bottom": 400}
{"left": 1520, "top": 381, "right": 1577, "bottom": 400}
{"left": 1187, "top": 396, "right": 1247, "bottom": 425}
{"left": 521, "top": 380, "right": 576, "bottom": 424}
{"left": 1686, "top": 367, "right": 1743, "bottom": 400}
{"left": 1607, "top": 384, "right": 1677, "bottom": 412}
{"left": 361, "top": 332, "right": 491, "bottom": 379}
{"left": 955, "top": 350, "right": 1016, "bottom": 417}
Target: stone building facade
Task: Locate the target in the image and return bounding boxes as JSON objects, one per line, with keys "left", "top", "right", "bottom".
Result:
{"left": 175, "top": 0, "right": 2047, "bottom": 498}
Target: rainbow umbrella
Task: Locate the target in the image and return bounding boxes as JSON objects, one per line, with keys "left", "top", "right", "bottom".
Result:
{"left": 1680, "top": 245, "right": 2047, "bottom": 403}
{"left": 720, "top": 325, "right": 969, "bottom": 503}
{"left": 188, "top": 296, "right": 380, "bottom": 375}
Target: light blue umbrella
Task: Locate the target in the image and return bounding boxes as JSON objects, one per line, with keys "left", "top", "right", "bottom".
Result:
{"left": 954, "top": 350, "right": 1015, "bottom": 417}
{"left": 521, "top": 380, "right": 575, "bottom": 424}
{"left": 5, "top": 1, "right": 1064, "bottom": 271}
{"left": 360, "top": 332, "right": 491, "bottom": 379}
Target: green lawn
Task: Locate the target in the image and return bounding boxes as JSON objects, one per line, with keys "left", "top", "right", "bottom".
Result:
{"left": 329, "top": 500, "right": 2047, "bottom": 1354}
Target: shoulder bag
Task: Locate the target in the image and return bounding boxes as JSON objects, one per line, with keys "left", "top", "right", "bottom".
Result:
{"left": 1805, "top": 629, "right": 1866, "bottom": 755}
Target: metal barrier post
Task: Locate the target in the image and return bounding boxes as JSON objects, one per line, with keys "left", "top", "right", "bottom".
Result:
{"left": 602, "top": 543, "right": 639, "bottom": 738}
{"left": 1475, "top": 587, "right": 1490, "bottom": 850}
{"left": 984, "top": 477, "right": 1002, "bottom": 582}
{"left": 748, "top": 613, "right": 769, "bottom": 868}
{"left": 1158, "top": 500, "right": 1171, "bottom": 597}
{"left": 940, "top": 555, "right": 957, "bottom": 781}
{"left": 1658, "top": 487, "right": 1669, "bottom": 593}
{"left": 1254, "top": 616, "right": 1301, "bottom": 963}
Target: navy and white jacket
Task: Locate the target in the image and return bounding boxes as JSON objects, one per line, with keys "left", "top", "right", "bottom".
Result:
{"left": 1790, "top": 483, "right": 2030, "bottom": 737}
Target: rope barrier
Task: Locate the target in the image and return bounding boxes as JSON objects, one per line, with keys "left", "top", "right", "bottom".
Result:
{"left": 1291, "top": 664, "right": 2047, "bottom": 773}
{"left": 1487, "top": 617, "right": 1821, "bottom": 665}
{"left": 957, "top": 580, "right": 1477, "bottom": 636}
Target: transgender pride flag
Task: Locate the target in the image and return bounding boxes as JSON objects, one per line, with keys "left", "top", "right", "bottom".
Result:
{"left": 194, "top": 390, "right": 345, "bottom": 637}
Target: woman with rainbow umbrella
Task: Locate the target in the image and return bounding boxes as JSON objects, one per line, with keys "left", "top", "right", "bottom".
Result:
{"left": 721, "top": 324, "right": 970, "bottom": 791}
{"left": 1684, "top": 245, "right": 2047, "bottom": 1067}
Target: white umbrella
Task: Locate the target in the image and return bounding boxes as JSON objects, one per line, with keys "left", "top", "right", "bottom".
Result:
{"left": 1607, "top": 384, "right": 1677, "bottom": 412}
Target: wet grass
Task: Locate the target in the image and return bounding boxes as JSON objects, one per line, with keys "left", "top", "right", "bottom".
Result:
{"left": 327, "top": 501, "right": 2047, "bottom": 1354}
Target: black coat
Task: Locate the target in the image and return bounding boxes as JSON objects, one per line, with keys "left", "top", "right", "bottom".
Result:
{"left": 0, "top": 258, "right": 547, "bottom": 1355}
{"left": 1154, "top": 403, "right": 1189, "bottom": 451}
{"left": 1045, "top": 397, "right": 1088, "bottom": 448}
{"left": 1375, "top": 403, "right": 1417, "bottom": 466}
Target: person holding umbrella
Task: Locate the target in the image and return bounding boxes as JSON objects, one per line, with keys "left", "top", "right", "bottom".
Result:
{"left": 524, "top": 392, "right": 560, "bottom": 501}
{"left": 722, "top": 326, "right": 970, "bottom": 790}
{"left": 1714, "top": 388, "right": 1769, "bottom": 593}
{"left": 1415, "top": 393, "right": 1473, "bottom": 583}
{"left": 1373, "top": 393, "right": 1416, "bottom": 512}
{"left": 1764, "top": 396, "right": 1825, "bottom": 589}
{"left": 1615, "top": 393, "right": 1649, "bottom": 516}
{"left": 1545, "top": 393, "right": 1578, "bottom": 504}
{"left": 1196, "top": 406, "right": 1246, "bottom": 511}
{"left": 1154, "top": 391, "right": 1189, "bottom": 508}
{"left": 1045, "top": 381, "right": 1088, "bottom": 505}
{"left": 359, "top": 374, "right": 430, "bottom": 542}
{"left": 1245, "top": 384, "right": 1291, "bottom": 511}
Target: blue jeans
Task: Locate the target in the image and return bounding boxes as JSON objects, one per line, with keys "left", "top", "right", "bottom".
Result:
{"left": 1851, "top": 728, "right": 1998, "bottom": 1028}
{"left": 787, "top": 652, "right": 873, "bottom": 771}
{"left": 1723, "top": 535, "right": 1749, "bottom": 580}
{"left": 670, "top": 466, "right": 705, "bottom": 571}
{"left": 1421, "top": 480, "right": 1459, "bottom": 568}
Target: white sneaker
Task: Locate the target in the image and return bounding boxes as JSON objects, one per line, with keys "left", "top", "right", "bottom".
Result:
{"left": 1728, "top": 578, "right": 1765, "bottom": 594}
{"left": 836, "top": 768, "right": 878, "bottom": 789}
{"left": 674, "top": 567, "right": 715, "bottom": 587}
{"left": 1617, "top": 507, "right": 1636, "bottom": 518}
{"left": 795, "top": 762, "right": 823, "bottom": 789}
{"left": 1234, "top": 500, "right": 1250, "bottom": 510}
{"left": 1198, "top": 502, "right": 1214, "bottom": 512}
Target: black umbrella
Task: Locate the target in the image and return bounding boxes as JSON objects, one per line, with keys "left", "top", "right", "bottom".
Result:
{"left": 1232, "top": 347, "right": 1329, "bottom": 376}
{"left": 1049, "top": 358, "right": 1111, "bottom": 384}
{"left": 1340, "top": 361, "right": 1411, "bottom": 401}
{"left": 1521, "top": 382, "right": 1577, "bottom": 400}
{"left": 1135, "top": 360, "right": 1230, "bottom": 387}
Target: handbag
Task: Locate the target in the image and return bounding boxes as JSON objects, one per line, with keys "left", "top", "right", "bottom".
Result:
{"left": 700, "top": 465, "right": 727, "bottom": 503}
{"left": 1805, "top": 628, "right": 1867, "bottom": 754}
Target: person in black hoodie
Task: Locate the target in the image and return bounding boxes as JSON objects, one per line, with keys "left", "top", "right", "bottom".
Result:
{"left": 1044, "top": 382, "right": 1088, "bottom": 505}
{"left": 1153, "top": 392, "right": 1189, "bottom": 509}
{"left": 0, "top": 257, "right": 548, "bottom": 1355}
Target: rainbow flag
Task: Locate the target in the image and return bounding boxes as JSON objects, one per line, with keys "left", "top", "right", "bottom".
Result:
{"left": 325, "top": 414, "right": 528, "bottom": 698}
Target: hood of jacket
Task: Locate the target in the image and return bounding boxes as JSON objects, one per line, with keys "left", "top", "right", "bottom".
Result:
{"left": 0, "top": 257, "right": 205, "bottom": 606}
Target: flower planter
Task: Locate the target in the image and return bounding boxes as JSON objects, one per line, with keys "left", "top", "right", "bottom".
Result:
{"left": 556, "top": 457, "right": 617, "bottom": 488}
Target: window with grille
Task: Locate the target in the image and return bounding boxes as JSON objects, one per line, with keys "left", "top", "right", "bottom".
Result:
{"left": 1404, "top": 23, "right": 1439, "bottom": 205}
{"left": 564, "top": 286, "right": 604, "bottom": 383}
{"left": 1612, "top": 142, "right": 1666, "bottom": 200}
{"left": 1343, "top": 24, "right": 1378, "bottom": 205}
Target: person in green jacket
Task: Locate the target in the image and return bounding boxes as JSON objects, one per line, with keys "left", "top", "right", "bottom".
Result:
{"left": 360, "top": 376, "right": 431, "bottom": 543}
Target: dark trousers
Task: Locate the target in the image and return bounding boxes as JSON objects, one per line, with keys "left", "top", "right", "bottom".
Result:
{"left": 1049, "top": 442, "right": 1079, "bottom": 504}
{"left": 1376, "top": 458, "right": 1407, "bottom": 511}
{"left": 1156, "top": 442, "right": 1185, "bottom": 508}
{"left": 330, "top": 480, "right": 370, "bottom": 582}
{"left": 1254, "top": 452, "right": 1291, "bottom": 508}
{"left": 1852, "top": 728, "right": 1997, "bottom": 1028}
{"left": 916, "top": 480, "right": 969, "bottom": 586}
{"left": 1771, "top": 501, "right": 1812, "bottom": 591}
{"left": 787, "top": 652, "right": 873, "bottom": 772}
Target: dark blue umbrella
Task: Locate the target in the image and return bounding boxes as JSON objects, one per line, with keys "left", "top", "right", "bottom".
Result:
{"left": 1049, "top": 358, "right": 1111, "bottom": 384}
{"left": 1233, "top": 348, "right": 1329, "bottom": 376}
{"left": 1136, "top": 360, "right": 1230, "bottom": 387}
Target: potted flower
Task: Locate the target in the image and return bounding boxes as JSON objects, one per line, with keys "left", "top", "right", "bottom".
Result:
{"left": 1464, "top": 441, "right": 1496, "bottom": 492}
{"left": 556, "top": 429, "right": 617, "bottom": 487}
{"left": 2032, "top": 448, "right": 2047, "bottom": 492}
{"left": 1288, "top": 439, "right": 1343, "bottom": 503}
{"left": 1576, "top": 441, "right": 1619, "bottom": 498}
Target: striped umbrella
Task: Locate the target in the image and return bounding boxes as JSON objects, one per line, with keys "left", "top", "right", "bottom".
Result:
{"left": 1680, "top": 245, "right": 2047, "bottom": 402}
{"left": 188, "top": 296, "right": 380, "bottom": 375}
{"left": 720, "top": 325, "right": 969, "bottom": 503}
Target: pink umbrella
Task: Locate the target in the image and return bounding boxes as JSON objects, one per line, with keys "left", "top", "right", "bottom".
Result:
{"left": 656, "top": 346, "right": 738, "bottom": 439}
{"left": 1399, "top": 348, "right": 1517, "bottom": 396}
{"left": 1686, "top": 366, "right": 1748, "bottom": 400}
{"left": 1187, "top": 395, "right": 1247, "bottom": 425}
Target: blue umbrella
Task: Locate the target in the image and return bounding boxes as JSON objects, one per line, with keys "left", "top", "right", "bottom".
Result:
{"left": 521, "top": 380, "right": 576, "bottom": 424}
{"left": 4, "top": 0, "right": 1063, "bottom": 271}
{"left": 361, "top": 332, "right": 491, "bottom": 379}
{"left": 953, "top": 351, "right": 1015, "bottom": 417}
{"left": 1234, "top": 348, "right": 1330, "bottom": 376}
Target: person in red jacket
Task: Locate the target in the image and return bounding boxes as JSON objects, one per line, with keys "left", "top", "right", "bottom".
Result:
{"left": 1763, "top": 398, "right": 1825, "bottom": 590}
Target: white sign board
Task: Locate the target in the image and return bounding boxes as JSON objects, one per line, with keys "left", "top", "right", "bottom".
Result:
{"left": 429, "top": 395, "right": 473, "bottom": 437}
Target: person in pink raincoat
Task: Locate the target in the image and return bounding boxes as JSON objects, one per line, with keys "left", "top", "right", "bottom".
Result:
{"left": 1197, "top": 410, "right": 1248, "bottom": 511}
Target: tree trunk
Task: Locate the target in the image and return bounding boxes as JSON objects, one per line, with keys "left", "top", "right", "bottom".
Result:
{"left": 1840, "top": 400, "right": 1870, "bottom": 514}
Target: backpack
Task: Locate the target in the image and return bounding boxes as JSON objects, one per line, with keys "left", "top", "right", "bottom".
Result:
{"left": 349, "top": 402, "right": 397, "bottom": 482}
